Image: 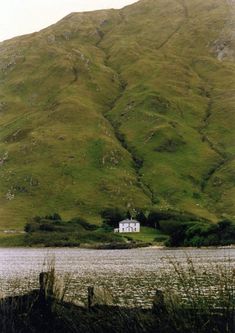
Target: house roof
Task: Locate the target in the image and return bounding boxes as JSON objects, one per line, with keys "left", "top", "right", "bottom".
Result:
{"left": 119, "top": 219, "right": 139, "bottom": 224}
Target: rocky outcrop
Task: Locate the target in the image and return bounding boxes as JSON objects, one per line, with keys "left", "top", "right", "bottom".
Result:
{"left": 213, "top": 0, "right": 235, "bottom": 61}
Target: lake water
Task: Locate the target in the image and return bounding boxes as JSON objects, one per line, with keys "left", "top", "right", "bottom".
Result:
{"left": 0, "top": 247, "right": 234, "bottom": 308}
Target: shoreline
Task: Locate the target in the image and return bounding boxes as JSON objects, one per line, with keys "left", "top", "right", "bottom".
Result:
{"left": 1, "top": 232, "right": 235, "bottom": 250}
{"left": 0, "top": 243, "right": 235, "bottom": 250}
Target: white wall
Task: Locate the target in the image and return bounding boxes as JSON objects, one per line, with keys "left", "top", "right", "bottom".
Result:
{"left": 119, "top": 222, "right": 140, "bottom": 233}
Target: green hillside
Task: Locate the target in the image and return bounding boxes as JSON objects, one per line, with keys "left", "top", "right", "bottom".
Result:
{"left": 0, "top": 0, "right": 234, "bottom": 229}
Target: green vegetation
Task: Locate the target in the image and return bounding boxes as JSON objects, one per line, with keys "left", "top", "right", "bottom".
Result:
{"left": 0, "top": 233, "right": 25, "bottom": 247}
{"left": 100, "top": 207, "right": 127, "bottom": 227}
{"left": 0, "top": 206, "right": 231, "bottom": 247}
{"left": 100, "top": 207, "right": 235, "bottom": 247}
{"left": 21, "top": 212, "right": 162, "bottom": 248}
{"left": 16, "top": 209, "right": 234, "bottom": 248}
{"left": 122, "top": 226, "right": 168, "bottom": 243}
{"left": 23, "top": 214, "right": 126, "bottom": 247}
{"left": 0, "top": 0, "right": 234, "bottom": 230}
{"left": 164, "top": 219, "right": 235, "bottom": 247}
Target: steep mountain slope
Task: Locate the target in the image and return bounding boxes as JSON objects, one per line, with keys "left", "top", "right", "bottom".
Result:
{"left": 0, "top": 0, "right": 234, "bottom": 228}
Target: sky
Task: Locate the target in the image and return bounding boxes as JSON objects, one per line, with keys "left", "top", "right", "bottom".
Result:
{"left": 0, "top": 0, "right": 138, "bottom": 42}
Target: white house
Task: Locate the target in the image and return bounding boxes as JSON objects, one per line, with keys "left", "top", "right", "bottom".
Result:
{"left": 114, "top": 219, "right": 140, "bottom": 233}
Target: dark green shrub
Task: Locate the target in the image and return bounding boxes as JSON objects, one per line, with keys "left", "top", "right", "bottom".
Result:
{"left": 166, "top": 224, "right": 187, "bottom": 247}
{"left": 39, "top": 223, "right": 57, "bottom": 232}
{"left": 186, "top": 235, "right": 205, "bottom": 247}
{"left": 70, "top": 218, "right": 97, "bottom": 231}
{"left": 44, "top": 213, "right": 62, "bottom": 221}
{"left": 24, "top": 222, "right": 39, "bottom": 233}
{"left": 136, "top": 210, "right": 148, "bottom": 224}
{"left": 100, "top": 208, "right": 126, "bottom": 227}
{"left": 154, "top": 235, "right": 168, "bottom": 242}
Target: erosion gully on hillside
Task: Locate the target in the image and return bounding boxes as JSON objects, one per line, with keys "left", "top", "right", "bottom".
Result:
{"left": 0, "top": 0, "right": 234, "bottom": 227}
{"left": 94, "top": 19, "right": 151, "bottom": 207}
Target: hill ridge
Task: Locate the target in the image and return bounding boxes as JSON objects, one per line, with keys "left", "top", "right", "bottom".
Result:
{"left": 0, "top": 0, "right": 234, "bottom": 229}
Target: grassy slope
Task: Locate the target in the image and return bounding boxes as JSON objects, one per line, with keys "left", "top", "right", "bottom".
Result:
{"left": 122, "top": 226, "right": 168, "bottom": 243}
{"left": 0, "top": 0, "right": 234, "bottom": 229}
{"left": 101, "top": 0, "right": 235, "bottom": 219}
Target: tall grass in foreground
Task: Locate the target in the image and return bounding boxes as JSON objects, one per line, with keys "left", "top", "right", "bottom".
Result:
{"left": 159, "top": 256, "right": 235, "bottom": 332}
{"left": 0, "top": 258, "right": 73, "bottom": 333}
{"left": 0, "top": 256, "right": 235, "bottom": 332}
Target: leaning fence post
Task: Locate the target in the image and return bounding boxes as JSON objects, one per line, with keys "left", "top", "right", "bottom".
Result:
{"left": 88, "top": 286, "right": 94, "bottom": 310}
{"left": 39, "top": 271, "right": 55, "bottom": 313}
{"left": 152, "top": 289, "right": 166, "bottom": 315}
{"left": 39, "top": 272, "right": 48, "bottom": 299}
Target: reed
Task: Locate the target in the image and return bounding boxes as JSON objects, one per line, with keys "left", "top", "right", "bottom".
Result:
{"left": 159, "top": 255, "right": 235, "bottom": 332}
{"left": 0, "top": 256, "right": 234, "bottom": 332}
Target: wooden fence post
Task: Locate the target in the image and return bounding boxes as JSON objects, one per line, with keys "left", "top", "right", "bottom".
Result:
{"left": 88, "top": 286, "right": 94, "bottom": 310}
{"left": 152, "top": 289, "right": 166, "bottom": 315}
